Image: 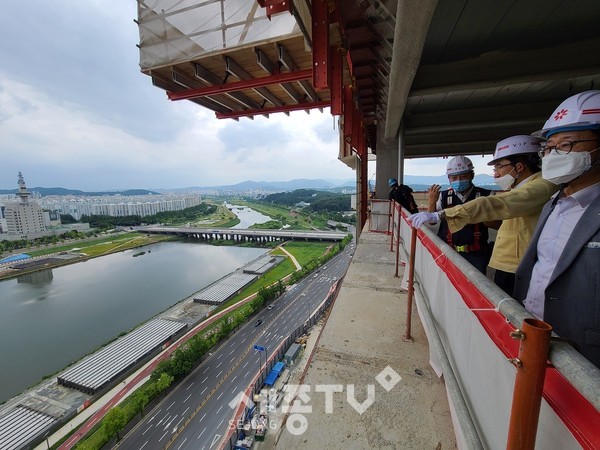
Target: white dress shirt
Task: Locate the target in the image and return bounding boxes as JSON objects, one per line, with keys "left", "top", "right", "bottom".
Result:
{"left": 523, "top": 182, "right": 600, "bottom": 318}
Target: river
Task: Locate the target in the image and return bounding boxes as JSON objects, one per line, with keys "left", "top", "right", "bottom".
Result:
{"left": 0, "top": 205, "right": 272, "bottom": 403}
{"left": 226, "top": 203, "right": 272, "bottom": 228}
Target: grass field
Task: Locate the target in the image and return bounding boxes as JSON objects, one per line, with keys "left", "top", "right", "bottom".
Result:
{"left": 24, "top": 233, "right": 171, "bottom": 258}
{"left": 213, "top": 241, "right": 330, "bottom": 311}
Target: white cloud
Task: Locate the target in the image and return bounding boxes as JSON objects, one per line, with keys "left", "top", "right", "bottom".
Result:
{"left": 0, "top": 2, "right": 351, "bottom": 190}
{"left": 0, "top": 74, "right": 353, "bottom": 190}
{"left": 0, "top": 2, "right": 488, "bottom": 192}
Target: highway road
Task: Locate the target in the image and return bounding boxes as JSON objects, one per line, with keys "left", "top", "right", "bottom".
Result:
{"left": 115, "top": 242, "right": 354, "bottom": 450}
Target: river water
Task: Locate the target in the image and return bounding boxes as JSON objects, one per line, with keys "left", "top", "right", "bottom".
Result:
{"left": 226, "top": 203, "right": 271, "bottom": 228}
{"left": 0, "top": 206, "right": 271, "bottom": 403}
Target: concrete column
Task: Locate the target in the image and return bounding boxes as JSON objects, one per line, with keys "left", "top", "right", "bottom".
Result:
{"left": 375, "top": 121, "right": 400, "bottom": 199}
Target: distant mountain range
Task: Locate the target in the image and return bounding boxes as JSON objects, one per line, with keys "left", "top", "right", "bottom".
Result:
{"left": 0, "top": 175, "right": 498, "bottom": 197}
{"left": 403, "top": 174, "right": 498, "bottom": 191}
{"left": 159, "top": 178, "right": 356, "bottom": 194}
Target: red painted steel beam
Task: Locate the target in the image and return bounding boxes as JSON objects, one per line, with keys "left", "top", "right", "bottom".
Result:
{"left": 330, "top": 46, "right": 343, "bottom": 115}
{"left": 343, "top": 85, "right": 354, "bottom": 140}
{"left": 168, "top": 69, "right": 312, "bottom": 101}
{"left": 345, "top": 51, "right": 354, "bottom": 79}
{"left": 216, "top": 100, "right": 330, "bottom": 119}
{"left": 352, "top": 102, "right": 361, "bottom": 150}
{"left": 257, "top": 0, "right": 292, "bottom": 20}
{"left": 311, "top": 0, "right": 330, "bottom": 90}
{"left": 267, "top": 1, "right": 291, "bottom": 19}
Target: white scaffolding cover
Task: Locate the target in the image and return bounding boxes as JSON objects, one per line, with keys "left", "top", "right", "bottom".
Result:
{"left": 137, "top": 0, "right": 301, "bottom": 70}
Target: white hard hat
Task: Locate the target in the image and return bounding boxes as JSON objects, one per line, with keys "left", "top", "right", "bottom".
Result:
{"left": 534, "top": 90, "right": 600, "bottom": 138}
{"left": 487, "top": 135, "right": 542, "bottom": 166}
{"left": 446, "top": 156, "right": 474, "bottom": 175}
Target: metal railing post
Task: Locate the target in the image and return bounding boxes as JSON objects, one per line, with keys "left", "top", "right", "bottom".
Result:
{"left": 403, "top": 226, "right": 417, "bottom": 341}
{"left": 394, "top": 207, "right": 401, "bottom": 277}
{"left": 389, "top": 200, "right": 395, "bottom": 251}
{"left": 506, "top": 318, "right": 552, "bottom": 450}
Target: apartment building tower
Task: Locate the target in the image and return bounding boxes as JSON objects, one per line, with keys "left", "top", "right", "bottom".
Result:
{"left": 4, "top": 172, "right": 46, "bottom": 236}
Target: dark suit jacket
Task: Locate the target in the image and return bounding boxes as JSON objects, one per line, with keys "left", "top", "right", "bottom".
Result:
{"left": 514, "top": 193, "right": 600, "bottom": 368}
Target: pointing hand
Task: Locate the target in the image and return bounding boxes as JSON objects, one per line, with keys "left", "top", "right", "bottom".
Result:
{"left": 408, "top": 212, "right": 441, "bottom": 228}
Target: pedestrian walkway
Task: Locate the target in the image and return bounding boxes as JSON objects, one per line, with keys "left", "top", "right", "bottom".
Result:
{"left": 278, "top": 244, "right": 301, "bottom": 270}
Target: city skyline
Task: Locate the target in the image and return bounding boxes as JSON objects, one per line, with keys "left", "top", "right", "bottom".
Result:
{"left": 0, "top": 2, "right": 495, "bottom": 192}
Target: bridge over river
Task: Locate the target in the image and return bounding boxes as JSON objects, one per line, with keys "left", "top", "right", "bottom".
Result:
{"left": 138, "top": 226, "right": 347, "bottom": 243}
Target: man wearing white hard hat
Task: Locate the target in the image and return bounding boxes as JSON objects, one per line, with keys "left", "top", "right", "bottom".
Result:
{"left": 408, "top": 137, "right": 558, "bottom": 295}
{"left": 423, "top": 156, "right": 493, "bottom": 274}
{"left": 514, "top": 90, "right": 600, "bottom": 368}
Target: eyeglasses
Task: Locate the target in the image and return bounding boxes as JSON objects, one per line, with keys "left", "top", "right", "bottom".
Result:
{"left": 492, "top": 163, "right": 513, "bottom": 173}
{"left": 538, "top": 139, "right": 600, "bottom": 158}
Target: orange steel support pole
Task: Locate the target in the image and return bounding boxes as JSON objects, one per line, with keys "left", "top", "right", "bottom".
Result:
{"left": 506, "top": 318, "right": 552, "bottom": 450}
{"left": 394, "top": 207, "right": 401, "bottom": 278}
{"left": 389, "top": 200, "right": 394, "bottom": 251}
{"left": 403, "top": 226, "right": 417, "bottom": 341}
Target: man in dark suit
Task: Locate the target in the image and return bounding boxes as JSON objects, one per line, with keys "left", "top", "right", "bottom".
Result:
{"left": 514, "top": 90, "right": 600, "bottom": 368}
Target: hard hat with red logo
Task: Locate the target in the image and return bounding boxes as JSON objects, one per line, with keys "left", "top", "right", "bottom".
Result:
{"left": 446, "top": 156, "right": 474, "bottom": 175}
{"left": 534, "top": 90, "right": 600, "bottom": 138}
{"left": 487, "top": 135, "right": 542, "bottom": 166}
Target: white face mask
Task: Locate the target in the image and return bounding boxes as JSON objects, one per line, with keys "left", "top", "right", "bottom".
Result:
{"left": 495, "top": 168, "right": 516, "bottom": 190}
{"left": 542, "top": 150, "right": 594, "bottom": 185}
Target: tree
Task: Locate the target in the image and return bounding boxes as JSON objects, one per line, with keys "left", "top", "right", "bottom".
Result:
{"left": 131, "top": 390, "right": 150, "bottom": 417}
{"left": 156, "top": 372, "right": 174, "bottom": 394}
{"left": 104, "top": 406, "right": 127, "bottom": 441}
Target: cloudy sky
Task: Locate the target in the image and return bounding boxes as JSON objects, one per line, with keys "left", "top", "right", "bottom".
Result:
{"left": 0, "top": 1, "right": 493, "bottom": 191}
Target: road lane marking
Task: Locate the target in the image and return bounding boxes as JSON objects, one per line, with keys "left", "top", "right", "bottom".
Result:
{"left": 175, "top": 416, "right": 185, "bottom": 430}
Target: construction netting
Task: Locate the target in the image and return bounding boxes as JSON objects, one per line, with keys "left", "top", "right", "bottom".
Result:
{"left": 137, "top": 0, "right": 301, "bottom": 70}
